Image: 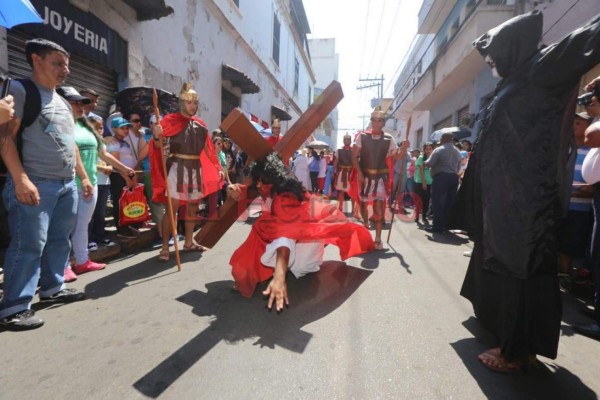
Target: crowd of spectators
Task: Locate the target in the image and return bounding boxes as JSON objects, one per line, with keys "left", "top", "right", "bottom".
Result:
{"left": 1, "top": 35, "right": 600, "bottom": 349}
{"left": 0, "top": 38, "right": 245, "bottom": 330}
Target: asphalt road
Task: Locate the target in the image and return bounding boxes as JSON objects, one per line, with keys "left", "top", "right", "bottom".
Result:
{"left": 1, "top": 212, "right": 599, "bottom": 400}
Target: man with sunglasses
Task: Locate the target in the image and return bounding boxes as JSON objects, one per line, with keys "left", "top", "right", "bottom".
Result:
{"left": 352, "top": 106, "right": 405, "bottom": 250}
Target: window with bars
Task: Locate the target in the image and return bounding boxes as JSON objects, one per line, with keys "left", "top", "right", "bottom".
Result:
{"left": 221, "top": 88, "right": 240, "bottom": 122}
{"left": 416, "top": 128, "right": 423, "bottom": 148}
{"left": 272, "top": 14, "right": 281, "bottom": 66}
{"left": 457, "top": 105, "right": 470, "bottom": 127}
{"left": 433, "top": 115, "right": 453, "bottom": 131}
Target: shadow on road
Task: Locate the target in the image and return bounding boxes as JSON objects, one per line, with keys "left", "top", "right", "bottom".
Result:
{"left": 452, "top": 318, "right": 597, "bottom": 399}
{"left": 351, "top": 246, "right": 411, "bottom": 272}
{"left": 425, "top": 231, "right": 469, "bottom": 246}
{"left": 83, "top": 250, "right": 204, "bottom": 299}
{"left": 133, "top": 261, "right": 372, "bottom": 398}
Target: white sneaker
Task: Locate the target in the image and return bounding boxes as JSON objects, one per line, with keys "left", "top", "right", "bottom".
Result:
{"left": 88, "top": 242, "right": 98, "bottom": 252}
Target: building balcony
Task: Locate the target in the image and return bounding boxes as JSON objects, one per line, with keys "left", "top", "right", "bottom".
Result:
{"left": 412, "top": 5, "right": 514, "bottom": 111}
{"left": 418, "top": 0, "right": 458, "bottom": 34}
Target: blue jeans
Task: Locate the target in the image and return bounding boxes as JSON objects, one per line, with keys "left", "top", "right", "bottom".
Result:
{"left": 0, "top": 175, "right": 78, "bottom": 318}
{"left": 431, "top": 172, "right": 458, "bottom": 231}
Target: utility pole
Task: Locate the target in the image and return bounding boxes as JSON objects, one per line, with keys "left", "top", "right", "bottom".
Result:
{"left": 356, "top": 75, "right": 384, "bottom": 108}
{"left": 357, "top": 114, "right": 370, "bottom": 130}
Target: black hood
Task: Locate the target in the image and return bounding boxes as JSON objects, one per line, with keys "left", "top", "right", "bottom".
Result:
{"left": 473, "top": 10, "right": 543, "bottom": 78}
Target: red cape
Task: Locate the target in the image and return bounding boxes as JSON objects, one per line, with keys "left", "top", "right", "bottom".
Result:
{"left": 230, "top": 189, "right": 375, "bottom": 297}
{"left": 347, "top": 130, "right": 394, "bottom": 204}
{"left": 149, "top": 113, "right": 223, "bottom": 203}
{"left": 265, "top": 135, "right": 282, "bottom": 148}
{"left": 266, "top": 135, "right": 290, "bottom": 167}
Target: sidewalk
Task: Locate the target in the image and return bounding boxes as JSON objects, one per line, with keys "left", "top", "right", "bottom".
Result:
{"left": 0, "top": 224, "right": 159, "bottom": 286}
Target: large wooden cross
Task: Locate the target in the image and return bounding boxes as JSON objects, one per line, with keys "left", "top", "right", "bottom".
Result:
{"left": 194, "top": 81, "right": 344, "bottom": 248}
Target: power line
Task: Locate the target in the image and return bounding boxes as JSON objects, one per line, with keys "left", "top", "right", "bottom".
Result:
{"left": 382, "top": 33, "right": 419, "bottom": 96}
{"left": 359, "top": 0, "right": 372, "bottom": 76}
{"left": 366, "top": 0, "right": 390, "bottom": 76}
{"left": 392, "top": 0, "right": 485, "bottom": 116}
{"left": 383, "top": 0, "right": 450, "bottom": 99}
{"left": 543, "top": 0, "right": 581, "bottom": 37}
{"left": 370, "top": 0, "right": 402, "bottom": 79}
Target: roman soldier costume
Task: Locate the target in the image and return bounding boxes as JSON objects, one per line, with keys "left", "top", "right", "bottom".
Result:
{"left": 335, "top": 133, "right": 354, "bottom": 192}
{"left": 265, "top": 118, "right": 283, "bottom": 148}
{"left": 149, "top": 83, "right": 222, "bottom": 204}
{"left": 358, "top": 106, "right": 393, "bottom": 198}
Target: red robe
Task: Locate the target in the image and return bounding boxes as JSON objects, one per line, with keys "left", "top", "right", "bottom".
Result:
{"left": 149, "top": 113, "right": 222, "bottom": 204}
{"left": 347, "top": 130, "right": 394, "bottom": 204}
{"left": 230, "top": 189, "right": 375, "bottom": 298}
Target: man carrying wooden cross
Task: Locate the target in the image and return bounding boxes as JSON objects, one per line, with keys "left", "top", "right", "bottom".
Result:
{"left": 227, "top": 153, "right": 374, "bottom": 311}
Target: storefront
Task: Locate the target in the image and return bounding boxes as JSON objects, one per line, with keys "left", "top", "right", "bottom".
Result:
{"left": 6, "top": 0, "right": 128, "bottom": 117}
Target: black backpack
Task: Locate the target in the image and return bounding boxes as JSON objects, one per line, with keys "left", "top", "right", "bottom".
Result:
{"left": 0, "top": 78, "right": 41, "bottom": 174}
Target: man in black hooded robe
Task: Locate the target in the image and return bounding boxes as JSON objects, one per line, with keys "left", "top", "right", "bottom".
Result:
{"left": 457, "top": 11, "right": 600, "bottom": 372}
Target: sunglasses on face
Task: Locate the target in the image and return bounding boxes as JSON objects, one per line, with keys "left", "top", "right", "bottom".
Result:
{"left": 130, "top": 119, "right": 141, "bottom": 123}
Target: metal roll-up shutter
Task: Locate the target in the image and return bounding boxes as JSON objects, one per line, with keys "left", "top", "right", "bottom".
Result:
{"left": 433, "top": 114, "right": 453, "bottom": 131}
{"left": 457, "top": 105, "right": 469, "bottom": 126}
{"left": 7, "top": 31, "right": 118, "bottom": 118}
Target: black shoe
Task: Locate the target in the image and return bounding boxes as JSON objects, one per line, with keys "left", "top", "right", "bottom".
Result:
{"left": 425, "top": 226, "right": 444, "bottom": 233}
{"left": 558, "top": 273, "right": 572, "bottom": 292}
{"left": 573, "top": 323, "right": 600, "bottom": 340}
{"left": 580, "top": 306, "right": 597, "bottom": 319}
{"left": 40, "top": 288, "right": 85, "bottom": 304}
{"left": 0, "top": 309, "right": 44, "bottom": 331}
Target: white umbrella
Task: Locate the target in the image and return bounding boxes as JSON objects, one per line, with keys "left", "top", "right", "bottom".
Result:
{"left": 306, "top": 140, "right": 330, "bottom": 150}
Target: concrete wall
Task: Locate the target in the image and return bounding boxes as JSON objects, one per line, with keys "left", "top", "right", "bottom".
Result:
{"left": 308, "top": 38, "right": 339, "bottom": 147}
{"left": 137, "top": 0, "right": 314, "bottom": 130}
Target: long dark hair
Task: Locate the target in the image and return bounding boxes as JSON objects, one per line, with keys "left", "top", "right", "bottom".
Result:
{"left": 422, "top": 142, "right": 434, "bottom": 161}
{"left": 250, "top": 152, "right": 306, "bottom": 201}
{"left": 77, "top": 117, "right": 103, "bottom": 147}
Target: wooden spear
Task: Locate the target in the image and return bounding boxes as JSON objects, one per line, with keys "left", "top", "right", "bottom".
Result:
{"left": 153, "top": 89, "right": 181, "bottom": 271}
{"left": 387, "top": 115, "right": 412, "bottom": 244}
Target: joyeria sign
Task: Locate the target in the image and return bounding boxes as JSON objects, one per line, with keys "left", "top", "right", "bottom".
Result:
{"left": 22, "top": 0, "right": 128, "bottom": 75}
